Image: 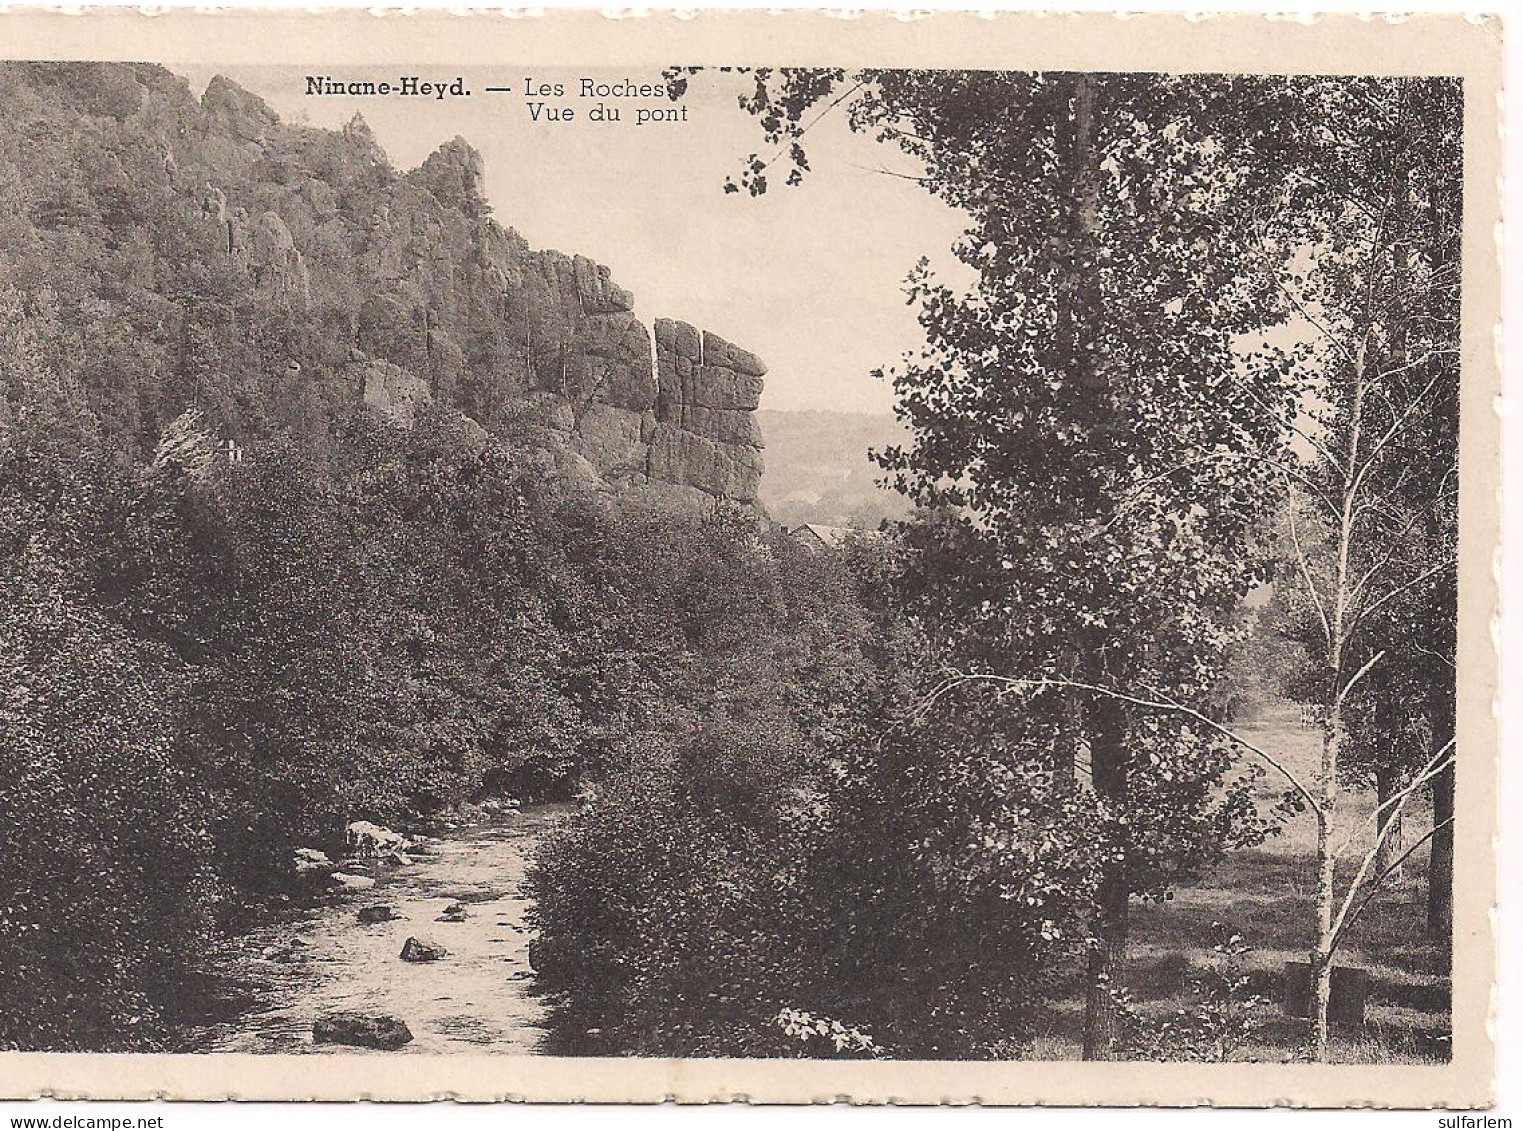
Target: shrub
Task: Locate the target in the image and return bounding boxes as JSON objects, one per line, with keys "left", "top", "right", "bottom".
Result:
{"left": 527, "top": 694, "right": 1097, "bottom": 1058}
{"left": 1110, "top": 924, "right": 1268, "bottom": 1061}
{"left": 525, "top": 518, "right": 867, "bottom": 1056}
{"left": 527, "top": 532, "right": 1099, "bottom": 1059}
{"left": 0, "top": 474, "right": 218, "bottom": 1049}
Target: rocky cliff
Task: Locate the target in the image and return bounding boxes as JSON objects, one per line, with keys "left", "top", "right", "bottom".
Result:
{"left": 0, "top": 62, "right": 765, "bottom": 512}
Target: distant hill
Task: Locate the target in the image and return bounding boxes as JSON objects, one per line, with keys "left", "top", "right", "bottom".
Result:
{"left": 756, "top": 409, "right": 914, "bottom": 529}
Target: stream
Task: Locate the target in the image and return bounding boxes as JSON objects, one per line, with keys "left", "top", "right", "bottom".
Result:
{"left": 190, "top": 804, "right": 570, "bottom": 1055}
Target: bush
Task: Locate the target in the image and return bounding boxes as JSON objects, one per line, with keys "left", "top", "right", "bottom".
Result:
{"left": 0, "top": 387, "right": 740, "bottom": 1045}
{"left": 1109, "top": 924, "right": 1268, "bottom": 1061}
{"left": 529, "top": 720, "right": 814, "bottom": 1055}
{"left": 0, "top": 463, "right": 218, "bottom": 1049}
{"left": 526, "top": 532, "right": 1092, "bottom": 1059}
{"left": 526, "top": 523, "right": 876, "bottom": 1056}
{"left": 526, "top": 517, "right": 1275, "bottom": 1059}
{"left": 527, "top": 692, "right": 1096, "bottom": 1058}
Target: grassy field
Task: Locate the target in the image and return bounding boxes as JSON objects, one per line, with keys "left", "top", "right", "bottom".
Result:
{"left": 1028, "top": 703, "right": 1451, "bottom": 1063}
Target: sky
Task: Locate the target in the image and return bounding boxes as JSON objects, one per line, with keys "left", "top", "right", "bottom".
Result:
{"left": 179, "top": 65, "right": 973, "bottom": 415}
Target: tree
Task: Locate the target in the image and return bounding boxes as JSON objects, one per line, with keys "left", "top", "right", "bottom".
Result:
{"left": 1248, "top": 75, "right": 1461, "bottom": 1055}
{"left": 700, "top": 67, "right": 1460, "bottom": 1061}
{"left": 687, "top": 67, "right": 1306, "bottom": 1057}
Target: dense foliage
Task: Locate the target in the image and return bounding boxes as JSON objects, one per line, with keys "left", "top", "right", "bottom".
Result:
{"left": 528, "top": 522, "right": 1273, "bottom": 1058}
{"left": 0, "top": 192, "right": 801, "bottom": 1045}
{"left": 527, "top": 531, "right": 892, "bottom": 1055}
{"left": 659, "top": 67, "right": 1315, "bottom": 1055}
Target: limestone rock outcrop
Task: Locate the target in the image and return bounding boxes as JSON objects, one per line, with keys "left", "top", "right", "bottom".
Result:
{"left": 647, "top": 424, "right": 764, "bottom": 504}
{"left": 417, "top": 136, "right": 487, "bottom": 216}
{"left": 201, "top": 74, "right": 278, "bottom": 146}
{"left": 248, "top": 211, "right": 310, "bottom": 309}
{"left": 353, "top": 355, "right": 432, "bottom": 429}
{"left": 651, "top": 320, "right": 767, "bottom": 504}
{"left": 21, "top": 64, "right": 772, "bottom": 514}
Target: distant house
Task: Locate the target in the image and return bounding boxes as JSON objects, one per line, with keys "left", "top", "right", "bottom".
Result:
{"left": 789, "top": 523, "right": 871, "bottom": 550}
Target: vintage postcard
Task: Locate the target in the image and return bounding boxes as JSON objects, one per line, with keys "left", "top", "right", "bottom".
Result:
{"left": 0, "top": 7, "right": 1501, "bottom": 1108}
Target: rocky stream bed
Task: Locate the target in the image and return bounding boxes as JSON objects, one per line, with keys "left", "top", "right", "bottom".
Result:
{"left": 188, "top": 804, "right": 570, "bottom": 1055}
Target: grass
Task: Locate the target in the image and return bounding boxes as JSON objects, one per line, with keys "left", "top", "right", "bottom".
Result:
{"left": 1027, "top": 703, "right": 1451, "bottom": 1063}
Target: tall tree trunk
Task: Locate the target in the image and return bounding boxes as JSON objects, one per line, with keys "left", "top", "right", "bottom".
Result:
{"left": 1055, "top": 70, "right": 1130, "bottom": 1063}
{"left": 1053, "top": 688, "right": 1081, "bottom": 796}
{"left": 1373, "top": 762, "right": 1405, "bottom": 878}
{"left": 1082, "top": 693, "right": 1129, "bottom": 1060}
{"left": 1310, "top": 305, "right": 1367, "bottom": 1059}
{"left": 1309, "top": 706, "right": 1342, "bottom": 1061}
{"left": 1425, "top": 601, "right": 1456, "bottom": 943}
{"left": 1054, "top": 72, "right": 1135, "bottom": 1062}
{"left": 1426, "top": 760, "right": 1454, "bottom": 942}
{"left": 1374, "top": 188, "right": 1411, "bottom": 886}
{"left": 1421, "top": 112, "right": 1460, "bottom": 946}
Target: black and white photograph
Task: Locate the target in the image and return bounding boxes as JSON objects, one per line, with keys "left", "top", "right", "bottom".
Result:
{"left": 0, "top": 9, "right": 1503, "bottom": 1109}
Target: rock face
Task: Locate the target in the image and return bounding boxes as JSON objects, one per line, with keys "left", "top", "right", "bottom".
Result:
{"left": 313, "top": 1011, "right": 414, "bottom": 1050}
{"left": 354, "top": 356, "right": 432, "bottom": 428}
{"left": 649, "top": 321, "right": 767, "bottom": 504}
{"left": 247, "top": 211, "right": 310, "bottom": 310}
{"left": 185, "top": 72, "right": 769, "bottom": 512}
{"left": 417, "top": 137, "right": 487, "bottom": 216}
{"left": 2, "top": 64, "right": 770, "bottom": 515}
{"left": 201, "top": 74, "right": 278, "bottom": 146}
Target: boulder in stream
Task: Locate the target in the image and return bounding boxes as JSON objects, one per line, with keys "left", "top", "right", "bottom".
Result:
{"left": 400, "top": 936, "right": 448, "bottom": 962}
{"left": 292, "top": 847, "right": 333, "bottom": 875}
{"left": 435, "top": 901, "right": 469, "bottom": 923}
{"left": 358, "top": 904, "right": 401, "bottom": 925}
{"left": 329, "top": 872, "right": 376, "bottom": 892}
{"left": 313, "top": 1011, "right": 414, "bottom": 1050}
